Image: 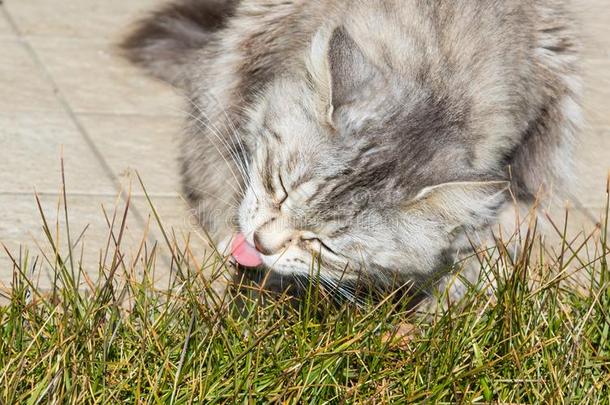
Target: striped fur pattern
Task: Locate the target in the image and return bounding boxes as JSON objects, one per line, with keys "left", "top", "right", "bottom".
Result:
{"left": 122, "top": 0, "right": 581, "bottom": 301}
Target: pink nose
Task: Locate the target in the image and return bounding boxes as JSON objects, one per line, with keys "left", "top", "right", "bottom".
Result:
{"left": 231, "top": 233, "right": 263, "bottom": 268}
{"left": 253, "top": 231, "right": 274, "bottom": 256}
{"left": 251, "top": 223, "right": 295, "bottom": 256}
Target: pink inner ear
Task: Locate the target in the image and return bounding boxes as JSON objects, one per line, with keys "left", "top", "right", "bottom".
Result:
{"left": 231, "top": 233, "right": 263, "bottom": 268}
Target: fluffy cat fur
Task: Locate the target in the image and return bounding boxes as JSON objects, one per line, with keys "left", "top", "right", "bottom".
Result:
{"left": 121, "top": 0, "right": 581, "bottom": 302}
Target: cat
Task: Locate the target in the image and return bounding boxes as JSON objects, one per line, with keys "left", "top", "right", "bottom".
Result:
{"left": 121, "top": 0, "right": 581, "bottom": 303}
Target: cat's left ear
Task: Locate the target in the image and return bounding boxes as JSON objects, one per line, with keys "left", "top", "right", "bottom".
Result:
{"left": 308, "top": 26, "right": 382, "bottom": 126}
{"left": 403, "top": 181, "right": 510, "bottom": 233}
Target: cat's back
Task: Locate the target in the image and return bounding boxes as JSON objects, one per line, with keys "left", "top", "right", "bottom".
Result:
{"left": 211, "top": 0, "right": 576, "bottom": 94}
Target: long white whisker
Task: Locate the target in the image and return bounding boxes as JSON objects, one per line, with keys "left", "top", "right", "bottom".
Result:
{"left": 183, "top": 183, "right": 240, "bottom": 208}
{"left": 295, "top": 274, "right": 307, "bottom": 295}
{"left": 181, "top": 98, "right": 246, "bottom": 183}
{"left": 319, "top": 274, "right": 344, "bottom": 305}
{"left": 201, "top": 95, "right": 265, "bottom": 203}
{"left": 211, "top": 94, "right": 252, "bottom": 176}
{"left": 216, "top": 107, "right": 259, "bottom": 201}
{"left": 185, "top": 106, "right": 247, "bottom": 187}
{"left": 186, "top": 98, "right": 251, "bottom": 190}
{"left": 166, "top": 100, "right": 247, "bottom": 199}
{"left": 179, "top": 106, "right": 245, "bottom": 196}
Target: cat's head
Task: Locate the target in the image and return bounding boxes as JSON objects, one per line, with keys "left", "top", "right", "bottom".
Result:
{"left": 235, "top": 26, "right": 508, "bottom": 297}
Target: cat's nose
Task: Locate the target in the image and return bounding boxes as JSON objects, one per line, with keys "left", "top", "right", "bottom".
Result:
{"left": 253, "top": 228, "right": 293, "bottom": 256}
{"left": 252, "top": 232, "right": 269, "bottom": 255}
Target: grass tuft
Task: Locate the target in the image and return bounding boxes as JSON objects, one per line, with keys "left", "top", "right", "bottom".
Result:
{"left": 1, "top": 177, "right": 609, "bottom": 403}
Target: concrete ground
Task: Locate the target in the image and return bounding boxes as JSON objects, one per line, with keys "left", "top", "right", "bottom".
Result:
{"left": 1, "top": 0, "right": 609, "bottom": 292}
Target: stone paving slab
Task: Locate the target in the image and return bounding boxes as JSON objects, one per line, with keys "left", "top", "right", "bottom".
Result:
{"left": 547, "top": 2, "right": 610, "bottom": 228}
{"left": 28, "top": 37, "right": 183, "bottom": 116}
{"left": 582, "top": 57, "right": 610, "bottom": 128}
{"left": 77, "top": 114, "right": 183, "bottom": 197}
{"left": 574, "top": 1, "right": 610, "bottom": 58}
{"left": 4, "top": 0, "right": 167, "bottom": 40}
{"left": 0, "top": 39, "right": 62, "bottom": 113}
{"left": 573, "top": 125, "right": 610, "bottom": 209}
{"left": 0, "top": 111, "right": 117, "bottom": 195}
{"left": 0, "top": 8, "right": 12, "bottom": 37}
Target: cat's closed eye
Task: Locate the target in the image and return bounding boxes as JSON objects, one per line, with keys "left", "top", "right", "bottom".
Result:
{"left": 276, "top": 174, "right": 289, "bottom": 205}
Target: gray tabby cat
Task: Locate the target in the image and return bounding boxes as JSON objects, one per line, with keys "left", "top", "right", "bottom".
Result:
{"left": 122, "top": 0, "right": 581, "bottom": 301}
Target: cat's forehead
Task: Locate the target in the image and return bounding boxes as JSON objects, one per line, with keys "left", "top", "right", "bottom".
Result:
{"left": 263, "top": 83, "right": 321, "bottom": 133}
{"left": 253, "top": 77, "right": 401, "bottom": 184}
{"left": 256, "top": 85, "right": 333, "bottom": 158}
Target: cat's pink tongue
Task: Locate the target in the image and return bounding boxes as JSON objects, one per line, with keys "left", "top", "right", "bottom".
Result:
{"left": 231, "top": 233, "right": 263, "bottom": 268}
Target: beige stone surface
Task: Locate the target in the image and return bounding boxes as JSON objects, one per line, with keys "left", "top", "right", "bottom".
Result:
{"left": 574, "top": 1, "right": 610, "bottom": 59}
{"left": 572, "top": 125, "right": 610, "bottom": 209}
{"left": 552, "top": 1, "right": 610, "bottom": 231}
{"left": 0, "top": 8, "right": 13, "bottom": 37}
{"left": 4, "top": 0, "right": 166, "bottom": 41}
{"left": 0, "top": 111, "right": 117, "bottom": 194}
{"left": 0, "top": 39, "right": 62, "bottom": 112}
{"left": 582, "top": 57, "right": 610, "bottom": 128}
{"left": 29, "top": 37, "right": 183, "bottom": 116}
{"left": 0, "top": 0, "right": 609, "bottom": 293}
{"left": 77, "top": 114, "right": 183, "bottom": 197}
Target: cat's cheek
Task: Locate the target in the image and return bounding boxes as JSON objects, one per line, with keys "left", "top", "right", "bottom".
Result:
{"left": 237, "top": 188, "right": 259, "bottom": 237}
{"left": 259, "top": 251, "right": 308, "bottom": 276}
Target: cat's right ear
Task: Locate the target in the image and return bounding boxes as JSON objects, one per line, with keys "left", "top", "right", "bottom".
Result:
{"left": 307, "top": 26, "right": 382, "bottom": 127}
{"left": 403, "top": 181, "right": 510, "bottom": 234}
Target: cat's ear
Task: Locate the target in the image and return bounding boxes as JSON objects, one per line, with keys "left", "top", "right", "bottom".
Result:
{"left": 307, "top": 26, "right": 382, "bottom": 125}
{"left": 403, "top": 181, "right": 510, "bottom": 232}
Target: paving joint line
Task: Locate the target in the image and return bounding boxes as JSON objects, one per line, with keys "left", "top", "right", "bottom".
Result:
{"left": 0, "top": 4, "right": 178, "bottom": 269}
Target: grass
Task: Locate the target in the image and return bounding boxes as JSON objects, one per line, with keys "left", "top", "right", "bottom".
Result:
{"left": 1, "top": 175, "right": 610, "bottom": 403}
